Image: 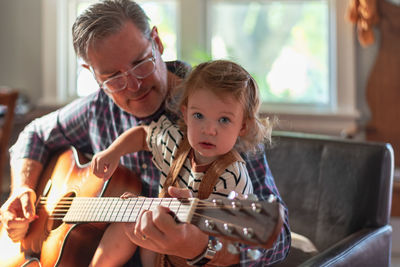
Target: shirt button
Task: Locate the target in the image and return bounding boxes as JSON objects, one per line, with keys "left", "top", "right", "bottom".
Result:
{"left": 142, "top": 163, "right": 147, "bottom": 169}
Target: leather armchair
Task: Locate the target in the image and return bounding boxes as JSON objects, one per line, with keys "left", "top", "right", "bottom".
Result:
{"left": 268, "top": 131, "right": 393, "bottom": 267}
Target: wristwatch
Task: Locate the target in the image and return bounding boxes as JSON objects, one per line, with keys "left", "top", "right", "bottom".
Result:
{"left": 187, "top": 236, "right": 219, "bottom": 266}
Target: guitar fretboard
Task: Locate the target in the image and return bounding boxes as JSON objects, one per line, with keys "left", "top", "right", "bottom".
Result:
{"left": 63, "top": 197, "right": 198, "bottom": 223}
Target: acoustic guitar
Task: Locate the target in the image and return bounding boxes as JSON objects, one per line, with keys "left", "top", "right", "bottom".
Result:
{"left": 0, "top": 147, "right": 283, "bottom": 267}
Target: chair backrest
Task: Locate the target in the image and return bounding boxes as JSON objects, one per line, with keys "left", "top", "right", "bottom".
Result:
{"left": 0, "top": 90, "right": 19, "bottom": 193}
{"left": 266, "top": 131, "right": 394, "bottom": 250}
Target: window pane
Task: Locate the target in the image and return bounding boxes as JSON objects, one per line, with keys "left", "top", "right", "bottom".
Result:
{"left": 76, "top": 1, "right": 98, "bottom": 97}
{"left": 210, "top": 1, "right": 329, "bottom": 105}
{"left": 137, "top": 0, "right": 177, "bottom": 61}
{"left": 76, "top": 0, "right": 178, "bottom": 97}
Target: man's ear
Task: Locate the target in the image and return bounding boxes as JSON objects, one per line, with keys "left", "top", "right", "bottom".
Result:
{"left": 152, "top": 26, "right": 164, "bottom": 55}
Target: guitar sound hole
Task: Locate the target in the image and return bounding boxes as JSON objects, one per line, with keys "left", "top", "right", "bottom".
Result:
{"left": 48, "top": 192, "right": 76, "bottom": 231}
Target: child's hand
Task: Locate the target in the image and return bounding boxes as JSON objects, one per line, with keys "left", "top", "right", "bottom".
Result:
{"left": 91, "top": 150, "right": 119, "bottom": 180}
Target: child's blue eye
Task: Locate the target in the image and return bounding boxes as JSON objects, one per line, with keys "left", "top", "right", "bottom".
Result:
{"left": 219, "top": 117, "right": 230, "bottom": 124}
{"left": 193, "top": 112, "right": 203, "bottom": 119}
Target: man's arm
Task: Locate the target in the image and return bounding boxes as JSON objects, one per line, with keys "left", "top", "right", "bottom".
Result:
{"left": 1, "top": 93, "right": 98, "bottom": 241}
{"left": 241, "top": 147, "right": 291, "bottom": 266}
{"left": 10, "top": 158, "right": 43, "bottom": 193}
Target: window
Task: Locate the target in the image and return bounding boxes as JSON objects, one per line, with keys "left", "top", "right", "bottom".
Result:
{"left": 43, "top": 0, "right": 358, "bottom": 135}
{"left": 209, "top": 1, "right": 330, "bottom": 106}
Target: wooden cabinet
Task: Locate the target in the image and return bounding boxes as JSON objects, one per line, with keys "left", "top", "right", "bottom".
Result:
{"left": 365, "top": 0, "right": 400, "bottom": 166}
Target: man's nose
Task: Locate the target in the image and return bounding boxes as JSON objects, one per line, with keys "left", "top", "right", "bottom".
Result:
{"left": 125, "top": 74, "right": 142, "bottom": 92}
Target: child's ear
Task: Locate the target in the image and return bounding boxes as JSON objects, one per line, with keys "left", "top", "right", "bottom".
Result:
{"left": 181, "top": 105, "right": 188, "bottom": 123}
{"left": 239, "top": 122, "right": 247, "bottom": 137}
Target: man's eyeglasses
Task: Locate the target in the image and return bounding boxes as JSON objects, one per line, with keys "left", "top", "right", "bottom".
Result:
{"left": 99, "top": 41, "right": 156, "bottom": 94}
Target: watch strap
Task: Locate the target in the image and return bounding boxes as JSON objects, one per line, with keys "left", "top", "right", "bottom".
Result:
{"left": 187, "top": 236, "right": 217, "bottom": 266}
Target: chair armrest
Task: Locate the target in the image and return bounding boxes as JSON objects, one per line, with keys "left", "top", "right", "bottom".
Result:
{"left": 300, "top": 225, "right": 392, "bottom": 267}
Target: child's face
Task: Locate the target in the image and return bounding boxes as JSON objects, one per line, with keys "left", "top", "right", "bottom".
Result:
{"left": 182, "top": 88, "right": 246, "bottom": 165}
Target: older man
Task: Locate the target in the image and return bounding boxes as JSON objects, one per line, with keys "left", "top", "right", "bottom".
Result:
{"left": 0, "top": 0, "right": 290, "bottom": 266}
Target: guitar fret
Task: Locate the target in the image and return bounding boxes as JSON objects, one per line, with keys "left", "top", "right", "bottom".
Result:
{"left": 79, "top": 198, "right": 86, "bottom": 221}
{"left": 74, "top": 198, "right": 81, "bottom": 221}
{"left": 111, "top": 198, "right": 120, "bottom": 221}
{"left": 102, "top": 198, "right": 112, "bottom": 221}
{"left": 108, "top": 198, "right": 119, "bottom": 221}
{"left": 93, "top": 198, "right": 104, "bottom": 221}
{"left": 176, "top": 201, "right": 182, "bottom": 221}
{"left": 124, "top": 198, "right": 134, "bottom": 222}
{"left": 142, "top": 198, "right": 152, "bottom": 211}
{"left": 83, "top": 198, "right": 91, "bottom": 222}
{"left": 151, "top": 198, "right": 162, "bottom": 211}
{"left": 106, "top": 198, "right": 113, "bottom": 221}
{"left": 83, "top": 198, "right": 91, "bottom": 221}
{"left": 169, "top": 199, "right": 178, "bottom": 214}
{"left": 99, "top": 198, "right": 110, "bottom": 221}
{"left": 113, "top": 198, "right": 124, "bottom": 222}
{"left": 124, "top": 198, "right": 137, "bottom": 222}
{"left": 92, "top": 197, "right": 101, "bottom": 221}
{"left": 118, "top": 198, "right": 128, "bottom": 221}
{"left": 135, "top": 198, "right": 145, "bottom": 222}
{"left": 117, "top": 198, "right": 128, "bottom": 221}
{"left": 111, "top": 198, "right": 121, "bottom": 221}
{"left": 78, "top": 198, "right": 86, "bottom": 222}
{"left": 78, "top": 198, "right": 85, "bottom": 221}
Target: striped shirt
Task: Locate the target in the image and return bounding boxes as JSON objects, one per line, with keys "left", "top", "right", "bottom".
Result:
{"left": 9, "top": 61, "right": 291, "bottom": 266}
{"left": 147, "top": 115, "right": 253, "bottom": 198}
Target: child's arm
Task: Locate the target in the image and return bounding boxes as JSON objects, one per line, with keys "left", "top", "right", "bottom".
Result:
{"left": 91, "top": 125, "right": 149, "bottom": 180}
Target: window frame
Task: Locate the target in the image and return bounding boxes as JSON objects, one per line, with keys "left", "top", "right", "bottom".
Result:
{"left": 42, "top": 0, "right": 358, "bottom": 135}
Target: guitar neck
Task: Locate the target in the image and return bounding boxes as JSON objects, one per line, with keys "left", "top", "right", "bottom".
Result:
{"left": 61, "top": 195, "right": 283, "bottom": 248}
{"left": 63, "top": 197, "right": 198, "bottom": 224}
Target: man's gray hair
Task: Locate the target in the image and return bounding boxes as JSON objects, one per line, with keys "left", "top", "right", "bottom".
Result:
{"left": 72, "top": 0, "right": 151, "bottom": 63}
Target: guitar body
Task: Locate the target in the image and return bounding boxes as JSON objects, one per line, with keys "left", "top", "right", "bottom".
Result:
{"left": 0, "top": 147, "right": 141, "bottom": 267}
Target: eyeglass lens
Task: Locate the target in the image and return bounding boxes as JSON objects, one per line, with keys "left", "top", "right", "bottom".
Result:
{"left": 104, "top": 58, "right": 155, "bottom": 92}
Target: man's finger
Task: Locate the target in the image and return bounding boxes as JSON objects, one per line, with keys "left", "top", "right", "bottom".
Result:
{"left": 151, "top": 206, "right": 181, "bottom": 235}
{"left": 20, "top": 191, "right": 36, "bottom": 219}
{"left": 4, "top": 216, "right": 31, "bottom": 241}
{"left": 168, "top": 186, "right": 193, "bottom": 198}
{"left": 120, "top": 192, "right": 137, "bottom": 199}
{"left": 8, "top": 222, "right": 29, "bottom": 239}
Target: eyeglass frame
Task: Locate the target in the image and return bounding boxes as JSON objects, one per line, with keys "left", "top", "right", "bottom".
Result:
{"left": 95, "top": 40, "right": 156, "bottom": 94}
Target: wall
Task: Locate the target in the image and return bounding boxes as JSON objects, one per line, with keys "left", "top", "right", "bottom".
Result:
{"left": 355, "top": 29, "right": 380, "bottom": 128}
{"left": 0, "top": 0, "right": 42, "bottom": 104}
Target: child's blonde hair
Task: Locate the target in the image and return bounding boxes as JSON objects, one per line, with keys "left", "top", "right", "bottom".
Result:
{"left": 169, "top": 60, "right": 272, "bottom": 153}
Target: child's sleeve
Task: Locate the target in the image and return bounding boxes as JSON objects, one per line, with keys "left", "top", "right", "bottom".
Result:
{"left": 146, "top": 115, "right": 184, "bottom": 173}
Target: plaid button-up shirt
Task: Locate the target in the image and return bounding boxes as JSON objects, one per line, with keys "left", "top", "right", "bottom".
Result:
{"left": 10, "top": 62, "right": 290, "bottom": 266}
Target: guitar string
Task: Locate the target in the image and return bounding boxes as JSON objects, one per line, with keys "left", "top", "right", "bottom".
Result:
{"left": 38, "top": 196, "right": 258, "bottom": 209}
{"left": 37, "top": 198, "right": 262, "bottom": 240}
{"left": 37, "top": 200, "right": 254, "bottom": 209}
{"left": 38, "top": 205, "right": 257, "bottom": 216}
{"left": 37, "top": 203, "right": 257, "bottom": 214}
{"left": 37, "top": 197, "right": 261, "bottom": 220}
